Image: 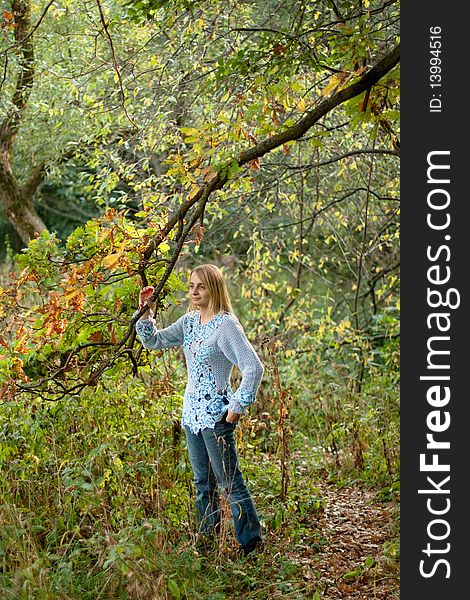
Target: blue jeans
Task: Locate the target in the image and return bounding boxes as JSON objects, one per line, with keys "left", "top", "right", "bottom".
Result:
{"left": 184, "top": 413, "right": 263, "bottom": 550}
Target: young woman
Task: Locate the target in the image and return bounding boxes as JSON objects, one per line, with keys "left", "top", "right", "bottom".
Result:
{"left": 135, "top": 264, "right": 264, "bottom": 555}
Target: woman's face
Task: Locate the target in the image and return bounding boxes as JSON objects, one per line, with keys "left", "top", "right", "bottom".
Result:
{"left": 189, "top": 271, "right": 211, "bottom": 311}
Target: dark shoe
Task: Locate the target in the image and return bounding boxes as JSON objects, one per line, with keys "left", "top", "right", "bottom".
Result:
{"left": 240, "top": 540, "right": 265, "bottom": 556}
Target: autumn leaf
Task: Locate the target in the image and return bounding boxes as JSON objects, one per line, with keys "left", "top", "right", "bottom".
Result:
{"left": 158, "top": 241, "right": 170, "bottom": 253}
{"left": 88, "top": 331, "right": 104, "bottom": 342}
{"left": 64, "top": 289, "right": 82, "bottom": 301}
{"left": 99, "top": 228, "right": 111, "bottom": 242}
{"left": 102, "top": 252, "right": 124, "bottom": 270}
{"left": 188, "top": 185, "right": 201, "bottom": 201}
{"left": 244, "top": 132, "right": 258, "bottom": 145}
{"left": 321, "top": 72, "right": 350, "bottom": 97}
{"left": 358, "top": 88, "right": 371, "bottom": 113}
{"left": 180, "top": 127, "right": 200, "bottom": 138}
{"left": 201, "top": 166, "right": 217, "bottom": 181}
{"left": 193, "top": 225, "right": 206, "bottom": 244}
{"left": 273, "top": 43, "right": 287, "bottom": 55}
{"left": 321, "top": 74, "right": 341, "bottom": 97}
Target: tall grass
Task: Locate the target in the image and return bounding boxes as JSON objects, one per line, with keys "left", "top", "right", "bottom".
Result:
{"left": 0, "top": 366, "right": 330, "bottom": 598}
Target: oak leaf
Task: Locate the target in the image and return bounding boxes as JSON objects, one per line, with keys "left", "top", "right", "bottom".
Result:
{"left": 102, "top": 252, "right": 124, "bottom": 270}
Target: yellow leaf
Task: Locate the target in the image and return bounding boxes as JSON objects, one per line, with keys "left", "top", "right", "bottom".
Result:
{"left": 297, "top": 97, "right": 306, "bottom": 112}
{"left": 321, "top": 74, "right": 341, "bottom": 97}
{"left": 188, "top": 185, "right": 201, "bottom": 200}
{"left": 180, "top": 127, "right": 200, "bottom": 138}
{"left": 99, "top": 228, "right": 110, "bottom": 242}
{"left": 102, "top": 252, "right": 123, "bottom": 270}
{"left": 65, "top": 289, "right": 80, "bottom": 300}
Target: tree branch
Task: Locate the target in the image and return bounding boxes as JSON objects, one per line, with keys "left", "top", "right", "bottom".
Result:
{"left": 0, "top": 0, "right": 54, "bottom": 96}
{"left": 236, "top": 44, "right": 400, "bottom": 166}
{"left": 265, "top": 148, "right": 399, "bottom": 172}
{"left": 21, "top": 127, "right": 137, "bottom": 198}
{"left": 8, "top": 43, "right": 400, "bottom": 399}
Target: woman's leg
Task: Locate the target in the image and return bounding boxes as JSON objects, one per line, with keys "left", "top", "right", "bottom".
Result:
{"left": 184, "top": 426, "right": 220, "bottom": 533}
{"left": 201, "top": 415, "right": 263, "bottom": 551}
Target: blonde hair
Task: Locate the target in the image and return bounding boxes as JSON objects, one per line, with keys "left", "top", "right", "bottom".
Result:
{"left": 188, "top": 264, "right": 234, "bottom": 315}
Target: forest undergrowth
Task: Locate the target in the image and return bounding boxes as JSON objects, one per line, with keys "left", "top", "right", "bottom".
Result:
{"left": 0, "top": 372, "right": 400, "bottom": 600}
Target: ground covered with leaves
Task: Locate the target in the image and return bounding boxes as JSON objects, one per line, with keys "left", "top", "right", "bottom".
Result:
{"left": 187, "top": 479, "right": 399, "bottom": 600}
{"left": 297, "top": 480, "right": 399, "bottom": 599}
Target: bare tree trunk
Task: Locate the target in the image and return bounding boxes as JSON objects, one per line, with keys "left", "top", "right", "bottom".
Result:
{"left": 0, "top": 0, "right": 48, "bottom": 245}
{"left": 0, "top": 163, "right": 47, "bottom": 245}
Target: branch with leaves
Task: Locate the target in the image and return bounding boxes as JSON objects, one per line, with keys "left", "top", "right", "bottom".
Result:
{"left": 0, "top": 43, "right": 400, "bottom": 401}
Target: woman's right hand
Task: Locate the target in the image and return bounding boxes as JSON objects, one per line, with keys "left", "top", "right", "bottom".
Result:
{"left": 139, "top": 286, "right": 156, "bottom": 316}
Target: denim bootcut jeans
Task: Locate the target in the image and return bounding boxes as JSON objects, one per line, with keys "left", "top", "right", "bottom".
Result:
{"left": 184, "top": 412, "right": 263, "bottom": 551}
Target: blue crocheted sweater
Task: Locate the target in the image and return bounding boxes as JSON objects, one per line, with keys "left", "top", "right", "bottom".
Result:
{"left": 135, "top": 310, "right": 264, "bottom": 434}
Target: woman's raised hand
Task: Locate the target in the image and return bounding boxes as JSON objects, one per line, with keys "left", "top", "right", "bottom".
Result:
{"left": 139, "top": 286, "right": 156, "bottom": 315}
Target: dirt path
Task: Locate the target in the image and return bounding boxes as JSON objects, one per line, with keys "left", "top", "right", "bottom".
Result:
{"left": 300, "top": 481, "right": 399, "bottom": 599}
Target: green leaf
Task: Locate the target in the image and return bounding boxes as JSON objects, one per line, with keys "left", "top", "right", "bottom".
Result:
{"left": 364, "top": 556, "right": 375, "bottom": 568}
{"left": 167, "top": 578, "right": 181, "bottom": 599}
{"left": 226, "top": 160, "right": 242, "bottom": 180}
{"left": 343, "top": 569, "right": 359, "bottom": 579}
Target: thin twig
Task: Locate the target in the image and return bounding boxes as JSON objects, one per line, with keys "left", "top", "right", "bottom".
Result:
{"left": 94, "top": 0, "right": 138, "bottom": 129}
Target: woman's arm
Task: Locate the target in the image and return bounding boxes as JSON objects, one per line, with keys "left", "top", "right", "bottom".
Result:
{"left": 217, "top": 317, "right": 264, "bottom": 415}
{"left": 134, "top": 313, "right": 185, "bottom": 350}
